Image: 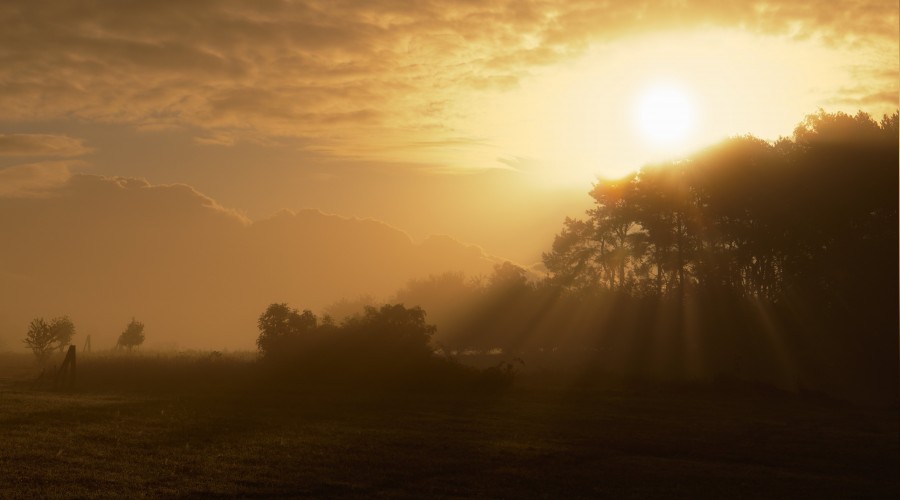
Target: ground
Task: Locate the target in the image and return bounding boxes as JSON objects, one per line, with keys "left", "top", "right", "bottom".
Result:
{"left": 0, "top": 354, "right": 897, "bottom": 498}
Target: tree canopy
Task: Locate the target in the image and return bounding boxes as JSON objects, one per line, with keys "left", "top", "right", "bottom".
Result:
{"left": 23, "top": 316, "right": 77, "bottom": 361}
{"left": 117, "top": 318, "right": 146, "bottom": 351}
{"left": 49, "top": 316, "right": 76, "bottom": 352}
{"left": 256, "top": 302, "right": 437, "bottom": 358}
{"left": 23, "top": 318, "right": 56, "bottom": 362}
{"left": 389, "top": 110, "right": 897, "bottom": 403}
{"left": 256, "top": 303, "right": 319, "bottom": 358}
{"left": 542, "top": 110, "right": 898, "bottom": 305}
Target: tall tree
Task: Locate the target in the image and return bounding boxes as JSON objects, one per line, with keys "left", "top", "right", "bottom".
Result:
{"left": 544, "top": 110, "right": 898, "bottom": 302}
{"left": 589, "top": 174, "right": 641, "bottom": 290}
{"left": 543, "top": 217, "right": 602, "bottom": 290}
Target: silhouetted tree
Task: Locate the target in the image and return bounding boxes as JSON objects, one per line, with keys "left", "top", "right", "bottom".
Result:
{"left": 543, "top": 109, "right": 898, "bottom": 303}
{"left": 49, "top": 316, "right": 76, "bottom": 352}
{"left": 337, "top": 304, "right": 436, "bottom": 359}
{"left": 256, "top": 303, "right": 317, "bottom": 357}
{"left": 542, "top": 217, "right": 602, "bottom": 290}
{"left": 254, "top": 302, "right": 455, "bottom": 387}
{"left": 488, "top": 262, "right": 531, "bottom": 291}
{"left": 23, "top": 318, "right": 56, "bottom": 362}
{"left": 531, "top": 109, "right": 898, "bottom": 401}
{"left": 589, "top": 175, "right": 642, "bottom": 290}
{"left": 117, "top": 318, "right": 145, "bottom": 351}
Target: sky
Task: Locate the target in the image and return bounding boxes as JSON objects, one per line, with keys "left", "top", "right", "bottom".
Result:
{"left": 0, "top": 1, "right": 897, "bottom": 260}
{"left": 0, "top": 1, "right": 897, "bottom": 349}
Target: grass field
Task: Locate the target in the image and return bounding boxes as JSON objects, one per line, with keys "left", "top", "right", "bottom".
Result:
{"left": 1, "top": 353, "right": 897, "bottom": 498}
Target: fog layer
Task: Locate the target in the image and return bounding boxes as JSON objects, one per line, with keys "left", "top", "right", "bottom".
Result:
{"left": 0, "top": 174, "right": 497, "bottom": 350}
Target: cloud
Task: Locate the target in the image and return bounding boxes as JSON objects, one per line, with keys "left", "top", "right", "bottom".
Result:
{"left": 0, "top": 133, "right": 91, "bottom": 157}
{"left": 0, "top": 0, "right": 894, "bottom": 164}
{"left": 829, "top": 89, "right": 900, "bottom": 109}
{"left": 193, "top": 133, "right": 238, "bottom": 147}
{"left": 0, "top": 174, "right": 499, "bottom": 350}
{"left": 0, "top": 161, "right": 86, "bottom": 197}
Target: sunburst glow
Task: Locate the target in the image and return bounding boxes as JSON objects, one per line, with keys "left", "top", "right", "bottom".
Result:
{"left": 634, "top": 84, "right": 697, "bottom": 146}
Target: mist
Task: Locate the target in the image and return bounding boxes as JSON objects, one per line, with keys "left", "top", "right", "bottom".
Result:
{"left": 0, "top": 174, "right": 498, "bottom": 350}
{"left": 2, "top": 0, "right": 897, "bottom": 495}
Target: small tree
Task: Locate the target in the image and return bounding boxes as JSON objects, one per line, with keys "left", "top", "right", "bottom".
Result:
{"left": 24, "top": 318, "right": 56, "bottom": 362}
{"left": 342, "top": 303, "right": 437, "bottom": 356}
{"left": 256, "top": 303, "right": 317, "bottom": 357}
{"left": 49, "top": 316, "right": 76, "bottom": 352}
{"left": 117, "top": 318, "right": 145, "bottom": 351}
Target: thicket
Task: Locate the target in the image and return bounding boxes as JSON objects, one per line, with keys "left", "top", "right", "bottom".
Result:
{"left": 255, "top": 303, "right": 515, "bottom": 391}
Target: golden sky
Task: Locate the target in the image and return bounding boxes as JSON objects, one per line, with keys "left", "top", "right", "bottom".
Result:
{"left": 0, "top": 0, "right": 897, "bottom": 263}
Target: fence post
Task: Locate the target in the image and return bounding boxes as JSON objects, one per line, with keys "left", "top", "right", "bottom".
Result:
{"left": 54, "top": 345, "right": 76, "bottom": 391}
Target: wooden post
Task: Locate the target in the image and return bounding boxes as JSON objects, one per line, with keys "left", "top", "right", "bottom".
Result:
{"left": 82, "top": 334, "right": 91, "bottom": 354}
{"left": 54, "top": 345, "right": 76, "bottom": 391}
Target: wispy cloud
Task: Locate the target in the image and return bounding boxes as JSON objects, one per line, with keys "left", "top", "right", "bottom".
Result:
{"left": 0, "top": 1, "right": 895, "bottom": 162}
{"left": 0, "top": 160, "right": 87, "bottom": 197}
{"left": 0, "top": 134, "right": 91, "bottom": 157}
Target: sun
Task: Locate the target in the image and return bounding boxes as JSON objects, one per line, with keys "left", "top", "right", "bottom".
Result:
{"left": 633, "top": 83, "right": 697, "bottom": 146}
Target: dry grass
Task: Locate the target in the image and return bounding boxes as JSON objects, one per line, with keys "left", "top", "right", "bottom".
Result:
{"left": 0, "top": 352, "right": 897, "bottom": 498}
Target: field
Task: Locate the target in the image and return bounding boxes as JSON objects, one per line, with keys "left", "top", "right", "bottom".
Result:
{"left": 1, "top": 353, "right": 897, "bottom": 498}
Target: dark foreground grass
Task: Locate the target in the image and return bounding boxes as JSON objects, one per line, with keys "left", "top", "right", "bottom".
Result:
{"left": 0, "top": 356, "right": 897, "bottom": 498}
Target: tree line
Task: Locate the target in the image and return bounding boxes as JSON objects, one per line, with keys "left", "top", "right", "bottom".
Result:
{"left": 543, "top": 110, "right": 897, "bottom": 303}
{"left": 255, "top": 302, "right": 516, "bottom": 389}
{"left": 20, "top": 110, "right": 897, "bottom": 401}
{"left": 389, "top": 110, "right": 898, "bottom": 402}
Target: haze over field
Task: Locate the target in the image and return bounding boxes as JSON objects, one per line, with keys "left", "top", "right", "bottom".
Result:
{"left": 0, "top": 1, "right": 897, "bottom": 352}
{"left": 0, "top": 174, "right": 500, "bottom": 350}
{"left": 2, "top": 2, "right": 898, "bottom": 498}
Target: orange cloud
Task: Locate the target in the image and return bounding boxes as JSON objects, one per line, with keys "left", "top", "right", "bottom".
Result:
{"left": 0, "top": 0, "right": 894, "bottom": 164}
{"left": 0, "top": 161, "right": 87, "bottom": 197}
{"left": 0, "top": 134, "right": 91, "bottom": 157}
